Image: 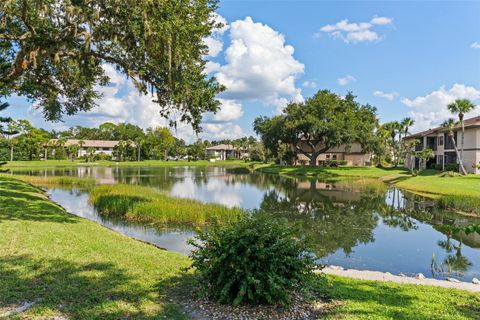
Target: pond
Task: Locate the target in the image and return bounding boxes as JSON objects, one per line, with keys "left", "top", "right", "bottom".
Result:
{"left": 10, "top": 166, "right": 480, "bottom": 281}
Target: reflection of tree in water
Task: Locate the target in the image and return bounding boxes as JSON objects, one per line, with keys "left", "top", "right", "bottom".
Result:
{"left": 432, "top": 225, "right": 473, "bottom": 278}
{"left": 257, "top": 179, "right": 385, "bottom": 257}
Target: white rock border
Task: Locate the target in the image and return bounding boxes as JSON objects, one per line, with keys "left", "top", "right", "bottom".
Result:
{"left": 317, "top": 266, "right": 480, "bottom": 292}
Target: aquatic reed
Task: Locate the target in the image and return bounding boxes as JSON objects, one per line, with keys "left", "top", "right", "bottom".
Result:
{"left": 89, "top": 184, "right": 244, "bottom": 226}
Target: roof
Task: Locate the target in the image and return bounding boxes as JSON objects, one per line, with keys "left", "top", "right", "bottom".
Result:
{"left": 47, "top": 139, "right": 123, "bottom": 148}
{"left": 206, "top": 144, "right": 247, "bottom": 151}
{"left": 405, "top": 116, "right": 480, "bottom": 139}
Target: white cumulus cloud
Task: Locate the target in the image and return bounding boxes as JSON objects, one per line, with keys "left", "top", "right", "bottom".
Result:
{"left": 317, "top": 16, "right": 393, "bottom": 43}
{"left": 215, "top": 16, "right": 304, "bottom": 105}
{"left": 401, "top": 84, "right": 480, "bottom": 132}
{"left": 302, "top": 80, "right": 317, "bottom": 88}
{"left": 373, "top": 90, "right": 399, "bottom": 101}
{"left": 204, "top": 13, "right": 230, "bottom": 57}
{"left": 205, "top": 99, "right": 244, "bottom": 122}
{"left": 471, "top": 42, "right": 480, "bottom": 49}
{"left": 337, "top": 75, "right": 356, "bottom": 86}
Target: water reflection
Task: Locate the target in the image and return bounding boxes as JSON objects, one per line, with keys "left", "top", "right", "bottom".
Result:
{"left": 10, "top": 166, "right": 480, "bottom": 281}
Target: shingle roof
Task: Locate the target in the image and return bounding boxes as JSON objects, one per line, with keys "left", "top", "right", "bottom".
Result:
{"left": 405, "top": 116, "right": 480, "bottom": 139}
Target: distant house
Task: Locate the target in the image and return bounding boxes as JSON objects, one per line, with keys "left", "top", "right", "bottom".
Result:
{"left": 293, "top": 141, "right": 373, "bottom": 166}
{"left": 404, "top": 116, "right": 480, "bottom": 174}
{"left": 205, "top": 144, "right": 248, "bottom": 160}
{"left": 47, "top": 139, "right": 124, "bottom": 158}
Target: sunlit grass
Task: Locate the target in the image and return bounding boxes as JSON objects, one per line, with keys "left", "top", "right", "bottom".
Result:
{"left": 0, "top": 174, "right": 96, "bottom": 187}
{"left": 89, "top": 184, "right": 244, "bottom": 226}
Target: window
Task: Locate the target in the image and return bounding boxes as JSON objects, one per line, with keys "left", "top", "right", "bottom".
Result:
{"left": 437, "top": 155, "right": 443, "bottom": 165}
{"left": 438, "top": 136, "right": 444, "bottom": 146}
{"left": 326, "top": 155, "right": 330, "bottom": 159}
{"left": 332, "top": 154, "right": 337, "bottom": 160}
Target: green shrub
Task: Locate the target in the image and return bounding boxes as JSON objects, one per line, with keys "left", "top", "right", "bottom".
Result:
{"left": 318, "top": 160, "right": 348, "bottom": 167}
{"left": 189, "top": 214, "right": 317, "bottom": 306}
{"left": 444, "top": 163, "right": 459, "bottom": 172}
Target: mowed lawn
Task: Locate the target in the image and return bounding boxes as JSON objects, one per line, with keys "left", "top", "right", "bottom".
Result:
{"left": 395, "top": 170, "right": 480, "bottom": 197}
{"left": 259, "top": 165, "right": 409, "bottom": 181}
{"left": 4, "top": 159, "right": 262, "bottom": 168}
{"left": 0, "top": 176, "right": 190, "bottom": 319}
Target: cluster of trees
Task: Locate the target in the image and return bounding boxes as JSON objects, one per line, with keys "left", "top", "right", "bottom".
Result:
{"left": 254, "top": 90, "right": 380, "bottom": 166}
{"left": 0, "top": 120, "right": 261, "bottom": 162}
{"left": 377, "top": 117, "right": 416, "bottom": 167}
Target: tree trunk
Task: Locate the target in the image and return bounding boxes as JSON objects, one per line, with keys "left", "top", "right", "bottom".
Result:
{"left": 461, "top": 121, "right": 465, "bottom": 163}
{"left": 450, "top": 135, "right": 467, "bottom": 175}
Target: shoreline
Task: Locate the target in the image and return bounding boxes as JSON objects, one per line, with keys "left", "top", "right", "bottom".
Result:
{"left": 320, "top": 266, "right": 480, "bottom": 292}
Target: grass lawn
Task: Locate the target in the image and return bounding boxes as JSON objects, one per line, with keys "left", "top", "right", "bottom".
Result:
{"left": 1, "top": 176, "right": 480, "bottom": 319}
{"left": 258, "top": 165, "right": 409, "bottom": 181}
{"left": 0, "top": 176, "right": 190, "bottom": 319}
{"left": 395, "top": 170, "right": 480, "bottom": 197}
{"left": 4, "top": 159, "right": 266, "bottom": 169}
{"left": 322, "top": 276, "right": 480, "bottom": 320}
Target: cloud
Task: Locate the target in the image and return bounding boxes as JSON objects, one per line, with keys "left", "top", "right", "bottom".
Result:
{"left": 337, "top": 75, "right": 356, "bottom": 86}
{"left": 204, "top": 99, "right": 244, "bottom": 122}
{"left": 203, "top": 123, "right": 245, "bottom": 140}
{"left": 302, "top": 80, "right": 317, "bottom": 89}
{"left": 317, "top": 16, "right": 392, "bottom": 43}
{"left": 401, "top": 83, "right": 480, "bottom": 132}
{"left": 215, "top": 16, "right": 304, "bottom": 105}
{"left": 471, "top": 42, "right": 480, "bottom": 49}
{"left": 373, "top": 90, "right": 399, "bottom": 101}
{"left": 204, "top": 13, "right": 230, "bottom": 57}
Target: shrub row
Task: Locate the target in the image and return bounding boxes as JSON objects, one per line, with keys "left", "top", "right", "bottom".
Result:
{"left": 437, "top": 195, "right": 480, "bottom": 215}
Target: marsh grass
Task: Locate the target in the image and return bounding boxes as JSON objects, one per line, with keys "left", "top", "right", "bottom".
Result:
{"left": 2, "top": 174, "right": 96, "bottom": 187}
{"left": 437, "top": 195, "right": 480, "bottom": 216}
{"left": 89, "top": 184, "right": 244, "bottom": 226}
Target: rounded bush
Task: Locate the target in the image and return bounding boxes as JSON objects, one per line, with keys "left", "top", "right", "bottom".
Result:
{"left": 189, "top": 215, "right": 316, "bottom": 306}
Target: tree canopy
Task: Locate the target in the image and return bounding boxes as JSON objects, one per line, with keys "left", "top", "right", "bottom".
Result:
{"left": 0, "top": 0, "right": 223, "bottom": 131}
{"left": 254, "top": 90, "right": 380, "bottom": 166}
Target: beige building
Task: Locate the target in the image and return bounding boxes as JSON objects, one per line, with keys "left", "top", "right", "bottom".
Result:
{"left": 47, "top": 139, "right": 123, "bottom": 158}
{"left": 293, "top": 141, "right": 372, "bottom": 166}
{"left": 206, "top": 144, "right": 248, "bottom": 160}
{"left": 404, "top": 116, "right": 480, "bottom": 174}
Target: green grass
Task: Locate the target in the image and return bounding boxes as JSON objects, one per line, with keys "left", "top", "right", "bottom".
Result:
{"left": 258, "top": 165, "right": 409, "bottom": 181}
{"left": 395, "top": 170, "right": 480, "bottom": 198}
{"left": 0, "top": 176, "right": 190, "bottom": 319}
{"left": 0, "top": 174, "right": 96, "bottom": 187}
{"left": 89, "top": 184, "right": 244, "bottom": 227}
{"left": 4, "top": 159, "right": 266, "bottom": 169}
{"left": 322, "top": 276, "right": 480, "bottom": 320}
{"left": 1, "top": 176, "right": 480, "bottom": 319}
{"left": 436, "top": 195, "right": 480, "bottom": 215}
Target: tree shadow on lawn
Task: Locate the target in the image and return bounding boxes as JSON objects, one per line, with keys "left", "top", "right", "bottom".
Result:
{"left": 0, "top": 188, "right": 78, "bottom": 224}
{"left": 321, "top": 277, "right": 480, "bottom": 320}
{"left": 0, "top": 255, "right": 187, "bottom": 320}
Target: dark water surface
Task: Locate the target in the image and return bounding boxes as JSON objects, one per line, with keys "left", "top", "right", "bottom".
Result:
{"left": 11, "top": 166, "right": 480, "bottom": 281}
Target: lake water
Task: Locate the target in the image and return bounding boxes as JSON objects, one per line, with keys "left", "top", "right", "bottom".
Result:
{"left": 10, "top": 166, "right": 480, "bottom": 281}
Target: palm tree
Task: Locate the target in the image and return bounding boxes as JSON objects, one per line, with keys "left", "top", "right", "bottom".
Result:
{"left": 447, "top": 99, "right": 476, "bottom": 163}
{"left": 399, "top": 117, "right": 414, "bottom": 166}
{"left": 383, "top": 121, "right": 402, "bottom": 166}
{"left": 442, "top": 118, "right": 467, "bottom": 175}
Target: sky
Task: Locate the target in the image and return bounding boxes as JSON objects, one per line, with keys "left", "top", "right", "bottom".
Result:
{"left": 4, "top": 0, "right": 480, "bottom": 142}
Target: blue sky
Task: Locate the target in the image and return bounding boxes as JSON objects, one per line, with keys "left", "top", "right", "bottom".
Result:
{"left": 4, "top": 0, "right": 480, "bottom": 142}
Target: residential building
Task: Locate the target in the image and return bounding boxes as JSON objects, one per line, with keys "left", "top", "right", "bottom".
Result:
{"left": 46, "top": 139, "right": 124, "bottom": 158}
{"left": 293, "top": 141, "right": 373, "bottom": 166}
{"left": 404, "top": 116, "right": 480, "bottom": 174}
{"left": 205, "top": 144, "right": 248, "bottom": 160}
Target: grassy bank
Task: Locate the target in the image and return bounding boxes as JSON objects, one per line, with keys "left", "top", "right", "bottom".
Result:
{"left": 258, "top": 165, "right": 409, "bottom": 181}
{"left": 1, "top": 176, "right": 480, "bottom": 319}
{"left": 0, "top": 176, "right": 190, "bottom": 319}
{"left": 89, "top": 184, "right": 244, "bottom": 226}
{"left": 322, "top": 276, "right": 480, "bottom": 319}
{"left": 4, "top": 159, "right": 266, "bottom": 169}
{"left": 0, "top": 174, "right": 96, "bottom": 187}
{"left": 395, "top": 170, "right": 480, "bottom": 197}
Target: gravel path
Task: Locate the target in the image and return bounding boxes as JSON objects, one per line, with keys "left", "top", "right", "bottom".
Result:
{"left": 320, "top": 266, "right": 480, "bottom": 292}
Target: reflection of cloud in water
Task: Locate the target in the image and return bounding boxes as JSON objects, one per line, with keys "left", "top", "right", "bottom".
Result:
{"left": 170, "top": 177, "right": 242, "bottom": 207}
{"left": 171, "top": 178, "right": 197, "bottom": 199}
